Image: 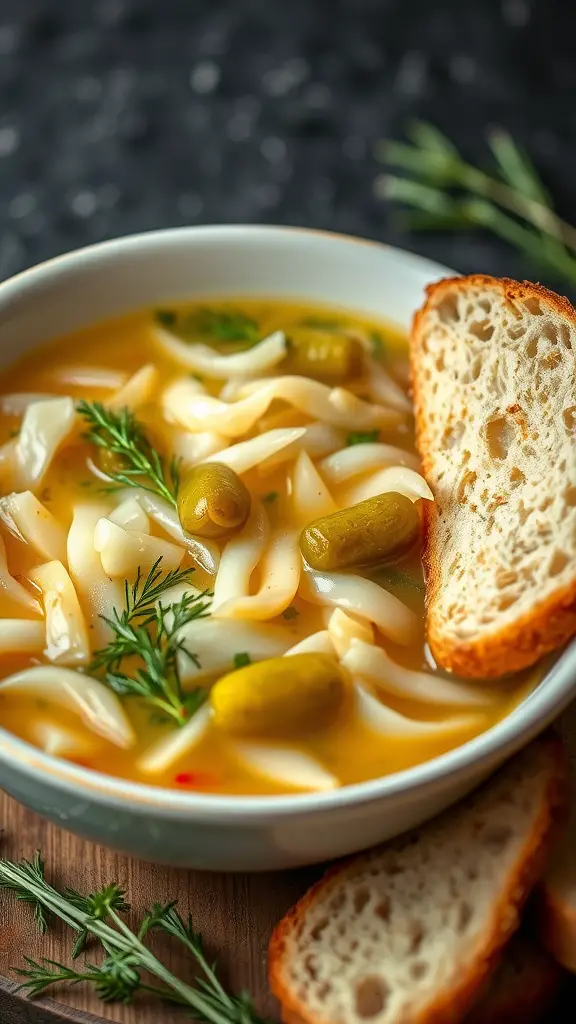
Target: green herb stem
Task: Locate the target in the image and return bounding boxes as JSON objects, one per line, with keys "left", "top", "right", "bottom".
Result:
{"left": 377, "top": 121, "right": 576, "bottom": 288}
{"left": 0, "top": 856, "right": 267, "bottom": 1023}
{"left": 91, "top": 559, "right": 211, "bottom": 727}
{"left": 77, "top": 400, "right": 180, "bottom": 507}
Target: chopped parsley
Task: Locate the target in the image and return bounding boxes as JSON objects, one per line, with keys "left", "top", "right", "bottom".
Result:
{"left": 233, "top": 652, "right": 251, "bottom": 670}
{"left": 262, "top": 491, "right": 279, "bottom": 504}
{"left": 156, "top": 308, "right": 260, "bottom": 345}
{"left": 282, "top": 605, "right": 299, "bottom": 621}
{"left": 346, "top": 429, "right": 380, "bottom": 446}
{"left": 187, "top": 309, "right": 259, "bottom": 343}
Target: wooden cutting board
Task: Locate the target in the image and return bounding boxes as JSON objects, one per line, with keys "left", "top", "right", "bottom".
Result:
{"left": 0, "top": 790, "right": 324, "bottom": 1023}
{"left": 0, "top": 788, "right": 573, "bottom": 1024}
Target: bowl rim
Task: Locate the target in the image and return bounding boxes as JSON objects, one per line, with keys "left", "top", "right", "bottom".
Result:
{"left": 0, "top": 223, "right": 574, "bottom": 821}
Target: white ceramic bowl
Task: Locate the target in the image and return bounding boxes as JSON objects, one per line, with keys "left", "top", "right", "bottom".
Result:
{"left": 0, "top": 225, "right": 574, "bottom": 872}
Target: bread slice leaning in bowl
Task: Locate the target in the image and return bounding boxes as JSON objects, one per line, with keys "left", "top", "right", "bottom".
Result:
{"left": 411, "top": 275, "right": 576, "bottom": 679}
{"left": 269, "top": 734, "right": 566, "bottom": 1024}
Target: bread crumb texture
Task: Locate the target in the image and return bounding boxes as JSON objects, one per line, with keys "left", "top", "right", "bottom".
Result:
{"left": 270, "top": 735, "right": 565, "bottom": 1024}
{"left": 411, "top": 276, "right": 576, "bottom": 677}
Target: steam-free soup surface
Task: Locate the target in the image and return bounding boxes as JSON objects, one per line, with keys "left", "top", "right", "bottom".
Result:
{"left": 0, "top": 300, "right": 535, "bottom": 795}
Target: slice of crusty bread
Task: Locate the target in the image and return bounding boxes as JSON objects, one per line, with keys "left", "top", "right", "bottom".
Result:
{"left": 539, "top": 701, "right": 576, "bottom": 971}
{"left": 280, "top": 936, "right": 562, "bottom": 1024}
{"left": 465, "top": 933, "right": 561, "bottom": 1024}
{"left": 269, "top": 734, "right": 566, "bottom": 1024}
{"left": 411, "top": 274, "right": 576, "bottom": 679}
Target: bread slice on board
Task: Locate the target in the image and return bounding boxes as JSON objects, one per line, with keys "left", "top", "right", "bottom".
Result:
{"left": 281, "top": 934, "right": 562, "bottom": 1024}
{"left": 539, "top": 701, "right": 576, "bottom": 971}
{"left": 269, "top": 734, "right": 566, "bottom": 1024}
{"left": 465, "top": 933, "right": 561, "bottom": 1024}
{"left": 411, "top": 275, "right": 576, "bottom": 679}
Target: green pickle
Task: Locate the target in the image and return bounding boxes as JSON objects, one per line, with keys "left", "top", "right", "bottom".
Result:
{"left": 210, "top": 653, "right": 344, "bottom": 737}
{"left": 283, "top": 329, "right": 363, "bottom": 384}
{"left": 177, "top": 463, "right": 251, "bottom": 538}
{"left": 300, "top": 492, "right": 420, "bottom": 571}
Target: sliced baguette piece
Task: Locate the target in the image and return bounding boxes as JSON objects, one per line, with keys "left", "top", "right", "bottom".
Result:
{"left": 465, "top": 933, "right": 561, "bottom": 1024}
{"left": 539, "top": 701, "right": 576, "bottom": 971}
{"left": 269, "top": 734, "right": 566, "bottom": 1024}
{"left": 280, "top": 937, "right": 562, "bottom": 1024}
{"left": 411, "top": 275, "right": 576, "bottom": 678}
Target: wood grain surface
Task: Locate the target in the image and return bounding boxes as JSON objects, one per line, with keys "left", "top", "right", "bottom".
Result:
{"left": 0, "top": 790, "right": 323, "bottom": 1023}
{"left": 1, "top": 788, "right": 574, "bottom": 1024}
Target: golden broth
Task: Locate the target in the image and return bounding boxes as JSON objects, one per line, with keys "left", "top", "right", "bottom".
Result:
{"left": 0, "top": 299, "right": 537, "bottom": 795}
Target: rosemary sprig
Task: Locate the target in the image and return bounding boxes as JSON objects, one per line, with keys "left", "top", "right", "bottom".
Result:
{"left": 0, "top": 854, "right": 267, "bottom": 1022}
{"left": 376, "top": 120, "right": 576, "bottom": 287}
{"left": 91, "top": 559, "right": 212, "bottom": 727}
{"left": 77, "top": 400, "right": 180, "bottom": 507}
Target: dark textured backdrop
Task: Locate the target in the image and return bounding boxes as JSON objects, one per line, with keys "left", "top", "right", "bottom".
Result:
{"left": 0, "top": 0, "right": 575, "bottom": 289}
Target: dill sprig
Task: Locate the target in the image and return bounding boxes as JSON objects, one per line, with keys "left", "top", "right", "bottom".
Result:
{"left": 91, "top": 559, "right": 212, "bottom": 727}
{"left": 0, "top": 854, "right": 268, "bottom": 1022}
{"left": 376, "top": 120, "right": 576, "bottom": 287}
{"left": 155, "top": 308, "right": 260, "bottom": 344}
{"left": 121, "top": 558, "right": 203, "bottom": 624}
{"left": 77, "top": 400, "right": 180, "bottom": 507}
{"left": 0, "top": 851, "right": 52, "bottom": 934}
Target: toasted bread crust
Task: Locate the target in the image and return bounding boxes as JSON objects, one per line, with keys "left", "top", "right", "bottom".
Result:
{"left": 465, "top": 934, "right": 561, "bottom": 1024}
{"left": 411, "top": 274, "right": 576, "bottom": 679}
{"left": 539, "top": 883, "right": 576, "bottom": 973}
{"left": 269, "top": 735, "right": 567, "bottom": 1024}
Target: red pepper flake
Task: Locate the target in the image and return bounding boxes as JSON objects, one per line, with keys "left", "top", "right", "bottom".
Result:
{"left": 174, "top": 771, "right": 217, "bottom": 787}
{"left": 71, "top": 758, "right": 91, "bottom": 769}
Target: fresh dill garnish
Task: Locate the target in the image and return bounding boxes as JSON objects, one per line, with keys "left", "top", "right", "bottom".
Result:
{"left": 0, "top": 851, "right": 51, "bottom": 934}
{"left": 161, "top": 307, "right": 260, "bottom": 344}
{"left": 233, "top": 652, "right": 251, "bottom": 669}
{"left": 191, "top": 309, "right": 260, "bottom": 343}
{"left": 346, "top": 429, "right": 380, "bottom": 446}
{"left": 64, "top": 882, "right": 130, "bottom": 959}
{"left": 8, "top": 427, "right": 19, "bottom": 439}
{"left": 190, "top": 372, "right": 204, "bottom": 382}
{"left": 282, "top": 605, "right": 299, "bottom": 621}
{"left": 121, "top": 559, "right": 201, "bottom": 622}
{"left": 91, "top": 559, "right": 211, "bottom": 727}
{"left": 0, "top": 854, "right": 268, "bottom": 1022}
{"left": 262, "top": 490, "right": 279, "bottom": 504}
{"left": 77, "top": 400, "right": 180, "bottom": 508}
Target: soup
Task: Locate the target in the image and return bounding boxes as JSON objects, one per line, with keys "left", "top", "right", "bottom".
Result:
{"left": 0, "top": 300, "right": 535, "bottom": 795}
